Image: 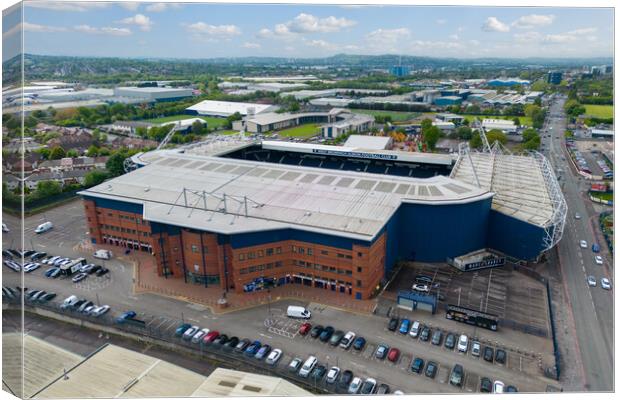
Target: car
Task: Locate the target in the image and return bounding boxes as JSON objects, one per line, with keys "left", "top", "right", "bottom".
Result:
{"left": 409, "top": 321, "right": 421, "bottom": 338}
{"left": 339, "top": 331, "right": 356, "bottom": 349}
{"left": 91, "top": 265, "right": 103, "bottom": 274}
{"left": 31, "top": 252, "right": 47, "bottom": 260}
{"left": 480, "top": 377, "right": 493, "bottom": 392}
{"left": 224, "top": 336, "right": 239, "bottom": 350}
{"left": 182, "top": 325, "right": 200, "bottom": 340}
{"left": 495, "top": 349, "right": 507, "bottom": 364}
{"left": 60, "top": 295, "right": 79, "bottom": 309}
{"left": 213, "top": 334, "right": 230, "bottom": 346}
{"left": 420, "top": 326, "right": 431, "bottom": 341}
{"left": 393, "top": 390, "right": 404, "bottom": 395}
{"left": 234, "top": 338, "right": 251, "bottom": 353}
{"left": 116, "top": 311, "right": 137, "bottom": 323}
{"left": 80, "top": 264, "right": 96, "bottom": 274}
{"left": 191, "top": 328, "right": 210, "bottom": 343}
{"left": 412, "top": 283, "right": 430, "bottom": 293}
{"left": 587, "top": 275, "right": 597, "bottom": 287}
{"left": 83, "top": 305, "right": 96, "bottom": 314}
{"left": 376, "top": 383, "right": 390, "bottom": 395}
{"left": 483, "top": 346, "right": 494, "bottom": 362}
{"left": 329, "top": 330, "right": 345, "bottom": 346}
{"left": 431, "top": 330, "right": 443, "bottom": 346}
{"left": 505, "top": 385, "right": 518, "bottom": 392}
{"left": 175, "top": 323, "right": 192, "bottom": 337}
{"left": 493, "top": 380, "right": 505, "bottom": 393}
{"left": 30, "top": 291, "right": 46, "bottom": 302}
{"left": 449, "top": 364, "right": 464, "bottom": 387}
{"left": 360, "top": 378, "right": 377, "bottom": 395}
{"left": 265, "top": 348, "right": 282, "bottom": 365}
{"left": 387, "top": 348, "right": 400, "bottom": 362}
{"left": 45, "top": 256, "right": 60, "bottom": 265}
{"left": 72, "top": 273, "right": 88, "bottom": 283}
{"left": 352, "top": 336, "right": 366, "bottom": 351}
{"left": 338, "top": 370, "right": 353, "bottom": 390}
{"left": 398, "top": 319, "right": 410, "bottom": 334}
{"left": 298, "top": 356, "right": 317, "bottom": 378}
{"left": 2, "top": 250, "right": 13, "bottom": 258}
{"left": 244, "top": 340, "right": 261, "bottom": 356}
{"left": 288, "top": 357, "right": 303, "bottom": 372}
{"left": 311, "top": 364, "right": 327, "bottom": 381}
{"left": 326, "top": 366, "right": 340, "bottom": 384}
{"left": 45, "top": 267, "right": 59, "bottom": 277}
{"left": 444, "top": 333, "right": 456, "bottom": 349}
{"left": 78, "top": 301, "right": 94, "bottom": 313}
{"left": 254, "top": 344, "right": 271, "bottom": 359}
{"left": 375, "top": 344, "right": 389, "bottom": 359}
{"left": 310, "top": 325, "right": 324, "bottom": 338}
{"left": 92, "top": 305, "right": 110, "bottom": 317}
{"left": 23, "top": 263, "right": 40, "bottom": 273}
{"left": 425, "top": 361, "right": 438, "bottom": 378}
{"left": 411, "top": 357, "right": 424, "bottom": 374}
{"left": 347, "top": 377, "right": 363, "bottom": 394}
{"left": 592, "top": 243, "right": 600, "bottom": 253}
{"left": 595, "top": 255, "right": 604, "bottom": 265}
{"left": 601, "top": 278, "right": 612, "bottom": 290}
{"left": 299, "top": 322, "right": 312, "bottom": 336}
{"left": 579, "top": 240, "right": 587, "bottom": 248}
{"left": 388, "top": 317, "right": 399, "bottom": 331}
{"left": 575, "top": 213, "right": 581, "bottom": 219}
{"left": 202, "top": 331, "right": 220, "bottom": 344}
{"left": 471, "top": 341, "right": 481, "bottom": 357}
{"left": 319, "top": 326, "right": 335, "bottom": 342}
{"left": 457, "top": 334, "right": 469, "bottom": 352}
{"left": 96, "top": 268, "right": 109, "bottom": 276}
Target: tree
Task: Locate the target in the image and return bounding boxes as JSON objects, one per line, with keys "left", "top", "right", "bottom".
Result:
{"left": 564, "top": 99, "right": 586, "bottom": 118}
{"left": 38, "top": 148, "right": 51, "bottom": 160}
{"left": 49, "top": 146, "right": 66, "bottom": 160}
{"left": 423, "top": 126, "right": 441, "bottom": 151}
{"left": 86, "top": 145, "right": 100, "bottom": 157}
{"left": 469, "top": 133, "right": 483, "bottom": 149}
{"left": 84, "top": 170, "right": 109, "bottom": 187}
{"left": 421, "top": 118, "right": 433, "bottom": 132}
{"left": 106, "top": 152, "right": 127, "bottom": 177}
{"left": 521, "top": 128, "right": 538, "bottom": 142}
{"left": 456, "top": 126, "right": 473, "bottom": 140}
{"left": 486, "top": 129, "right": 508, "bottom": 145}
{"left": 135, "top": 126, "right": 148, "bottom": 138}
{"left": 522, "top": 135, "right": 541, "bottom": 151}
{"left": 98, "top": 147, "right": 111, "bottom": 156}
{"left": 513, "top": 117, "right": 521, "bottom": 126}
{"left": 35, "top": 180, "right": 62, "bottom": 198}
{"left": 67, "top": 149, "right": 79, "bottom": 158}
{"left": 191, "top": 120, "right": 205, "bottom": 135}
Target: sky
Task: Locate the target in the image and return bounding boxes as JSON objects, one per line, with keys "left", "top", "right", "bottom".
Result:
{"left": 2, "top": 1, "right": 614, "bottom": 61}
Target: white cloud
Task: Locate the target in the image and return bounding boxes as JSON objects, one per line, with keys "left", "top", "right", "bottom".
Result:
{"left": 482, "top": 17, "right": 510, "bottom": 32}
{"left": 145, "top": 3, "right": 181, "bottom": 12}
{"left": 74, "top": 25, "right": 132, "bottom": 36}
{"left": 24, "top": 22, "right": 68, "bottom": 33}
{"left": 543, "top": 33, "right": 576, "bottom": 43}
{"left": 242, "top": 42, "right": 261, "bottom": 49}
{"left": 469, "top": 39, "right": 480, "bottom": 46}
{"left": 256, "top": 28, "right": 273, "bottom": 38}
{"left": 366, "top": 28, "right": 411, "bottom": 52}
{"left": 436, "top": 19, "right": 447, "bottom": 25}
{"left": 543, "top": 28, "right": 598, "bottom": 44}
{"left": 184, "top": 22, "right": 242, "bottom": 40}
{"left": 449, "top": 34, "right": 459, "bottom": 40}
{"left": 26, "top": 2, "right": 108, "bottom": 12}
{"left": 512, "top": 14, "right": 555, "bottom": 29}
{"left": 119, "top": 14, "right": 153, "bottom": 32}
{"left": 304, "top": 39, "right": 337, "bottom": 51}
{"left": 567, "top": 27, "right": 597, "bottom": 35}
{"left": 513, "top": 31, "right": 542, "bottom": 42}
{"left": 119, "top": 2, "right": 140, "bottom": 11}
{"left": 259, "top": 13, "right": 356, "bottom": 39}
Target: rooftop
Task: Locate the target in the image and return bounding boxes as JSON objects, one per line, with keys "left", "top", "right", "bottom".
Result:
{"left": 344, "top": 134, "right": 392, "bottom": 150}
{"left": 192, "top": 368, "right": 310, "bottom": 397}
{"left": 186, "top": 100, "right": 275, "bottom": 116}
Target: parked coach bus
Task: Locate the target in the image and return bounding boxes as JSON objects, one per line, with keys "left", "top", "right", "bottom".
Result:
{"left": 60, "top": 258, "right": 86, "bottom": 276}
{"left": 445, "top": 304, "right": 499, "bottom": 331}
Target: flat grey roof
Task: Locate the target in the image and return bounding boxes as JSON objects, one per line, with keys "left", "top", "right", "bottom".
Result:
{"left": 83, "top": 149, "right": 490, "bottom": 241}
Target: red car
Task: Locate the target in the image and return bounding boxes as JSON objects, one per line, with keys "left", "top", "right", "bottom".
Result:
{"left": 299, "top": 322, "right": 312, "bottom": 336}
{"left": 203, "top": 331, "right": 220, "bottom": 343}
{"left": 387, "top": 348, "right": 400, "bottom": 362}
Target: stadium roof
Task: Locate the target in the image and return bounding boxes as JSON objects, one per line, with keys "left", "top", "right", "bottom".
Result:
{"left": 186, "top": 100, "right": 275, "bottom": 117}
{"left": 82, "top": 148, "right": 490, "bottom": 241}
{"left": 450, "top": 151, "right": 558, "bottom": 227}
{"left": 343, "top": 135, "right": 392, "bottom": 150}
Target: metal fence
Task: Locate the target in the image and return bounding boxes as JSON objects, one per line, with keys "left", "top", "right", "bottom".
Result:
{"left": 545, "top": 280, "right": 561, "bottom": 381}
{"left": 7, "top": 296, "right": 336, "bottom": 394}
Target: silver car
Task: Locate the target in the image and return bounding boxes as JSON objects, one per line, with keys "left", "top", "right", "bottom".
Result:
{"left": 587, "top": 276, "right": 597, "bottom": 287}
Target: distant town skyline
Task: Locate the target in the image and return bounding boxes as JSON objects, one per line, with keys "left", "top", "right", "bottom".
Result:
{"left": 3, "top": 2, "right": 614, "bottom": 61}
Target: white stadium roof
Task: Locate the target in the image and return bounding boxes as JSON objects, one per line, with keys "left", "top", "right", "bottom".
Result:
{"left": 186, "top": 100, "right": 275, "bottom": 117}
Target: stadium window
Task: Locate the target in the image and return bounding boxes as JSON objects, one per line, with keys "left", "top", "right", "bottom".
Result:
{"left": 275, "top": 261, "right": 283, "bottom": 268}
{"left": 315, "top": 264, "right": 322, "bottom": 271}
{"left": 249, "top": 266, "right": 256, "bottom": 273}
{"left": 239, "top": 253, "right": 246, "bottom": 261}
{"left": 345, "top": 255, "right": 352, "bottom": 259}
{"left": 203, "top": 246, "right": 208, "bottom": 254}
{"left": 267, "top": 263, "right": 274, "bottom": 269}
{"left": 337, "top": 253, "right": 344, "bottom": 258}
{"left": 266, "top": 248, "right": 274, "bottom": 256}
{"left": 337, "top": 269, "right": 345, "bottom": 275}
{"left": 329, "top": 266, "right": 336, "bottom": 273}
{"left": 307, "top": 248, "right": 313, "bottom": 256}
{"left": 357, "top": 267, "right": 363, "bottom": 273}
{"left": 258, "top": 250, "right": 264, "bottom": 257}
{"left": 191, "top": 245, "right": 199, "bottom": 253}
{"left": 357, "top": 252, "right": 363, "bottom": 257}
{"left": 299, "top": 248, "right": 305, "bottom": 255}
{"left": 240, "top": 268, "right": 248, "bottom": 275}
{"left": 292, "top": 245, "right": 297, "bottom": 253}
{"left": 258, "top": 265, "right": 265, "bottom": 271}
{"left": 345, "top": 270, "right": 352, "bottom": 276}
{"left": 276, "top": 247, "right": 282, "bottom": 254}
{"left": 248, "top": 252, "right": 256, "bottom": 259}
{"left": 356, "top": 280, "right": 362, "bottom": 288}
{"left": 321, "top": 250, "right": 328, "bottom": 255}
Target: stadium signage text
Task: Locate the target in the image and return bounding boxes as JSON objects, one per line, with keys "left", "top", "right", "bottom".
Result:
{"left": 461, "top": 257, "right": 506, "bottom": 271}
{"left": 312, "top": 149, "right": 398, "bottom": 160}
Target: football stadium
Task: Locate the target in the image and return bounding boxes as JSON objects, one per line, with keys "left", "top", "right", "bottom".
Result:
{"left": 79, "top": 135, "right": 566, "bottom": 299}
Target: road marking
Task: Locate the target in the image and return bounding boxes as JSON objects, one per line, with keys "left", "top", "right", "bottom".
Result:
{"left": 259, "top": 333, "right": 273, "bottom": 339}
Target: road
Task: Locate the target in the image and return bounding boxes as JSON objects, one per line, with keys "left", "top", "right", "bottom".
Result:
{"left": 2, "top": 200, "right": 555, "bottom": 394}
{"left": 543, "top": 96, "right": 613, "bottom": 391}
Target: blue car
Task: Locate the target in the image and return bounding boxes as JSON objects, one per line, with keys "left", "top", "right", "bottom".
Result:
{"left": 45, "top": 267, "right": 60, "bottom": 278}
{"left": 399, "top": 319, "right": 410, "bottom": 334}
{"left": 245, "top": 340, "right": 262, "bottom": 356}
{"left": 116, "top": 311, "right": 137, "bottom": 324}
{"left": 174, "top": 323, "right": 192, "bottom": 337}
{"left": 352, "top": 336, "right": 366, "bottom": 351}
{"left": 592, "top": 243, "right": 600, "bottom": 253}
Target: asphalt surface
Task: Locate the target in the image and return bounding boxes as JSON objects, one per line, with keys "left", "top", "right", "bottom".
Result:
{"left": 543, "top": 96, "right": 614, "bottom": 391}
{"left": 1, "top": 199, "right": 557, "bottom": 394}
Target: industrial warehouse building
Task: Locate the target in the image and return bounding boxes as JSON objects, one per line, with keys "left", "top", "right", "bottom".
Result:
{"left": 113, "top": 86, "right": 194, "bottom": 102}
{"left": 186, "top": 100, "right": 276, "bottom": 117}
{"left": 80, "top": 137, "right": 565, "bottom": 300}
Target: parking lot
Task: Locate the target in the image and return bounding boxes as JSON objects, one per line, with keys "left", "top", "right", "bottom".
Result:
{"left": 386, "top": 263, "right": 551, "bottom": 338}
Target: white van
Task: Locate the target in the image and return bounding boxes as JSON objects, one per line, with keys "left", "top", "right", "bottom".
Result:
{"left": 34, "top": 221, "right": 53, "bottom": 234}
{"left": 287, "top": 305, "right": 311, "bottom": 319}
{"left": 2, "top": 223, "right": 8, "bottom": 232}
{"left": 298, "top": 356, "right": 317, "bottom": 378}
{"left": 93, "top": 249, "right": 112, "bottom": 260}
{"left": 60, "top": 295, "right": 79, "bottom": 309}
